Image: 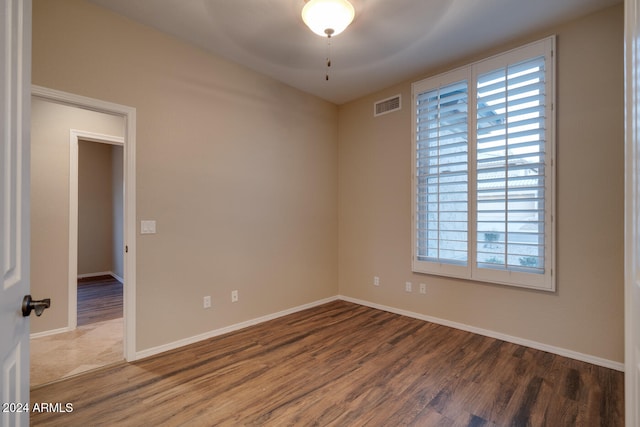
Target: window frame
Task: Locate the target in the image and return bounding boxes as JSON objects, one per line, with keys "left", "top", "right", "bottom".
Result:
{"left": 411, "top": 36, "right": 556, "bottom": 292}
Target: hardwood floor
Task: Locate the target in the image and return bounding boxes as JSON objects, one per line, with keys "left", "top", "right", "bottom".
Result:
{"left": 77, "top": 275, "right": 123, "bottom": 326}
{"left": 30, "top": 301, "right": 623, "bottom": 426}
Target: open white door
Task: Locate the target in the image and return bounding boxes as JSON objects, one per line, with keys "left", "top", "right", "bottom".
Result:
{"left": 627, "top": 0, "right": 640, "bottom": 425}
{"left": 1, "top": 1, "right": 31, "bottom": 426}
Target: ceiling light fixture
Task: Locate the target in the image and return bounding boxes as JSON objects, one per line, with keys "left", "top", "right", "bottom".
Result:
{"left": 301, "top": 0, "right": 355, "bottom": 81}
{"left": 301, "top": 0, "right": 355, "bottom": 38}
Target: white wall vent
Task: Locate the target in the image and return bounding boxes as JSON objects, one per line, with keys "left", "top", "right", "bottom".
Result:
{"left": 374, "top": 94, "right": 401, "bottom": 117}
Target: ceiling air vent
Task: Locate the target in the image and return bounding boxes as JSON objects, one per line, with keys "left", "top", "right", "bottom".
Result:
{"left": 374, "top": 94, "right": 401, "bottom": 117}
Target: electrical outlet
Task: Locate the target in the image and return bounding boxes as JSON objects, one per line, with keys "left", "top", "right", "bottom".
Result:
{"left": 203, "top": 296, "right": 211, "bottom": 309}
{"left": 419, "top": 283, "right": 427, "bottom": 294}
{"left": 405, "top": 282, "right": 412, "bottom": 292}
{"left": 374, "top": 276, "right": 380, "bottom": 286}
{"left": 231, "top": 290, "right": 239, "bottom": 302}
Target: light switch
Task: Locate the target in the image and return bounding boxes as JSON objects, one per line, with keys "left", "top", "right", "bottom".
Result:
{"left": 141, "top": 220, "right": 156, "bottom": 234}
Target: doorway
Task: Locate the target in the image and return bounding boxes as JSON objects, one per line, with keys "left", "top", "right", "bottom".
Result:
{"left": 31, "top": 136, "right": 125, "bottom": 386}
{"left": 75, "top": 140, "right": 125, "bottom": 334}
{"left": 29, "top": 87, "right": 137, "bottom": 386}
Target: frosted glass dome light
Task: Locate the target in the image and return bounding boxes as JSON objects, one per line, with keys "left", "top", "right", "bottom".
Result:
{"left": 301, "top": 0, "right": 355, "bottom": 37}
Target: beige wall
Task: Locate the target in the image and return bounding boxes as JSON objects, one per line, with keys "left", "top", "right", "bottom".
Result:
{"left": 338, "top": 5, "right": 624, "bottom": 363}
{"left": 31, "top": 97, "right": 125, "bottom": 333}
{"left": 77, "top": 141, "right": 124, "bottom": 278}
{"left": 32, "top": 0, "right": 338, "bottom": 350}
{"left": 78, "top": 140, "right": 113, "bottom": 276}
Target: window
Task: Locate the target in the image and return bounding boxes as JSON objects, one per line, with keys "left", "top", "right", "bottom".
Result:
{"left": 412, "top": 37, "right": 555, "bottom": 291}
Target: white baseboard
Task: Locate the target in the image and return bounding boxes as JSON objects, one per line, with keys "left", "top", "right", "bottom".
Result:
{"left": 30, "top": 326, "right": 71, "bottom": 339}
{"left": 133, "top": 293, "right": 623, "bottom": 372}
{"left": 135, "top": 296, "right": 340, "bottom": 360}
{"left": 77, "top": 271, "right": 112, "bottom": 279}
{"left": 77, "top": 271, "right": 123, "bottom": 283}
{"left": 339, "top": 295, "right": 625, "bottom": 372}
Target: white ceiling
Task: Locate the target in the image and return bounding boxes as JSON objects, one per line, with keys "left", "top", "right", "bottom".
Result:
{"left": 88, "top": 0, "right": 621, "bottom": 104}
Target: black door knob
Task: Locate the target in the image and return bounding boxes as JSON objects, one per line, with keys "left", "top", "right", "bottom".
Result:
{"left": 22, "top": 295, "right": 51, "bottom": 317}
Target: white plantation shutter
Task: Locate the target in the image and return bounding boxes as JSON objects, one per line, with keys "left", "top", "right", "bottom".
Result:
{"left": 412, "top": 37, "right": 555, "bottom": 291}
{"left": 476, "top": 56, "right": 546, "bottom": 273}
{"left": 415, "top": 79, "right": 469, "bottom": 266}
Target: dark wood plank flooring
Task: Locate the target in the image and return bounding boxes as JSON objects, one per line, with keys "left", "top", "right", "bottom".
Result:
{"left": 77, "top": 275, "right": 123, "bottom": 326}
{"left": 31, "top": 300, "right": 623, "bottom": 426}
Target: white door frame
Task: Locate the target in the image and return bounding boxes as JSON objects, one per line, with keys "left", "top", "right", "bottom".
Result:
{"left": 69, "top": 130, "right": 124, "bottom": 331}
{"left": 625, "top": 0, "right": 640, "bottom": 424}
{"left": 31, "top": 85, "right": 137, "bottom": 362}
